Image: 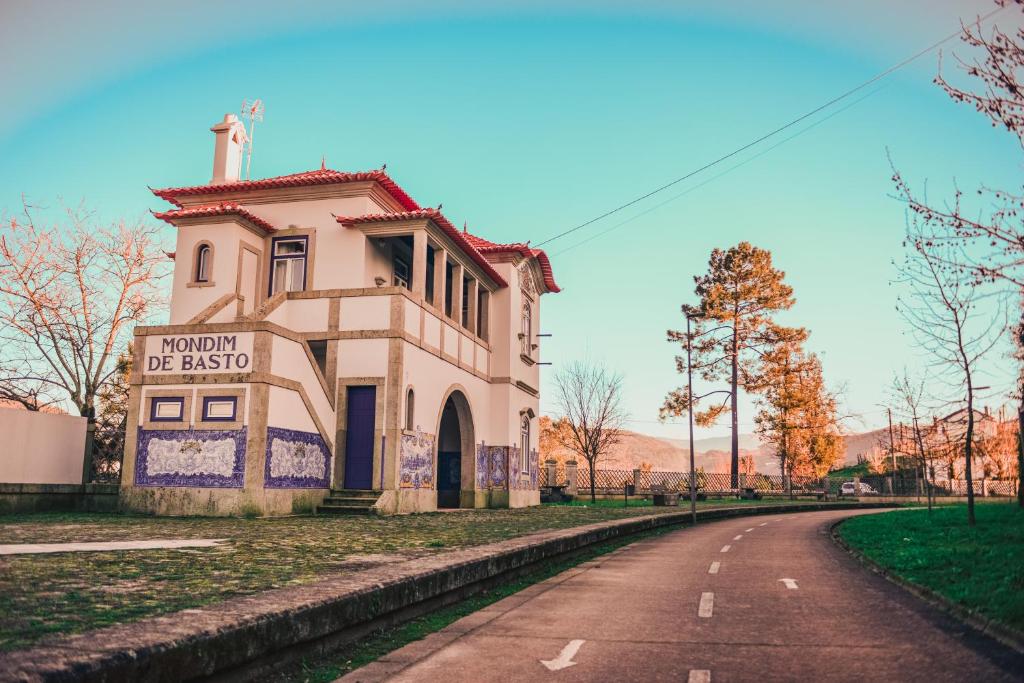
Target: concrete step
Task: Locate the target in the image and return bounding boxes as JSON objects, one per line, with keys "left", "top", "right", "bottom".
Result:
{"left": 317, "top": 489, "right": 382, "bottom": 515}
{"left": 322, "top": 496, "right": 381, "bottom": 506}
{"left": 317, "top": 504, "right": 374, "bottom": 515}
{"left": 329, "top": 489, "right": 382, "bottom": 499}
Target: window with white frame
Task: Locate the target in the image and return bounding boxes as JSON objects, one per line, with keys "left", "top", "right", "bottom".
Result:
{"left": 202, "top": 396, "right": 237, "bottom": 422}
{"left": 520, "top": 413, "right": 530, "bottom": 475}
{"left": 270, "top": 237, "right": 308, "bottom": 295}
{"left": 195, "top": 244, "right": 211, "bottom": 282}
{"left": 150, "top": 397, "right": 184, "bottom": 422}
{"left": 520, "top": 302, "right": 532, "bottom": 356}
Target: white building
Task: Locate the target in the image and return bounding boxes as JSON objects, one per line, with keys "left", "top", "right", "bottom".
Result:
{"left": 120, "top": 114, "right": 559, "bottom": 516}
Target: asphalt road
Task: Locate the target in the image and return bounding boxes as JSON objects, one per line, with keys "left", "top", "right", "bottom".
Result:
{"left": 340, "top": 509, "right": 1024, "bottom": 683}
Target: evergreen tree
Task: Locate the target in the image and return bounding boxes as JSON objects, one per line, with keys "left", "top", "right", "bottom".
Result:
{"left": 663, "top": 242, "right": 805, "bottom": 487}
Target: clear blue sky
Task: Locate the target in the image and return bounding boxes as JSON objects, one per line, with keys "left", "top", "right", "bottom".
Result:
{"left": 1, "top": 0, "right": 1018, "bottom": 437}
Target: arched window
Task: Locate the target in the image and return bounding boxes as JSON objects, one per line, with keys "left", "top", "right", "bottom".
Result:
{"left": 520, "top": 302, "right": 532, "bottom": 356}
{"left": 405, "top": 388, "right": 415, "bottom": 431}
{"left": 195, "top": 244, "right": 211, "bottom": 283}
{"left": 519, "top": 413, "right": 531, "bottom": 474}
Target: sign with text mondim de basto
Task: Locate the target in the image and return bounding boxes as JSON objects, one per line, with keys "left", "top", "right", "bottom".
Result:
{"left": 144, "top": 332, "right": 255, "bottom": 374}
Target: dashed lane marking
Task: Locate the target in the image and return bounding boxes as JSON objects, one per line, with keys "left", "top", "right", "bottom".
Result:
{"left": 708, "top": 561, "right": 720, "bottom": 574}
{"left": 698, "top": 592, "right": 715, "bottom": 618}
{"left": 759, "top": 522, "right": 768, "bottom": 526}
{"left": 689, "top": 670, "right": 711, "bottom": 683}
{"left": 540, "top": 639, "right": 585, "bottom": 671}
{"left": 733, "top": 534, "right": 743, "bottom": 540}
{"left": 720, "top": 545, "right": 731, "bottom": 553}
{"left": 779, "top": 578, "right": 799, "bottom": 590}
{"left": 745, "top": 528, "right": 754, "bottom": 532}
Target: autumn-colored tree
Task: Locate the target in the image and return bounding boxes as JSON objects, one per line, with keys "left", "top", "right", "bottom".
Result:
{"left": 662, "top": 242, "right": 806, "bottom": 488}
{"left": 553, "top": 360, "right": 626, "bottom": 502}
{"left": 0, "top": 200, "right": 167, "bottom": 418}
{"left": 754, "top": 342, "right": 842, "bottom": 480}
{"left": 892, "top": 0, "right": 1024, "bottom": 507}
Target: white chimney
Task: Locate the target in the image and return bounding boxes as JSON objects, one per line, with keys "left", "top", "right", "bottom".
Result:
{"left": 210, "top": 114, "right": 248, "bottom": 184}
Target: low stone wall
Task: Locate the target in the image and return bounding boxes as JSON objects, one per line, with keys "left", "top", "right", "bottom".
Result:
{"left": 0, "top": 502, "right": 895, "bottom": 681}
{"left": 0, "top": 483, "right": 120, "bottom": 515}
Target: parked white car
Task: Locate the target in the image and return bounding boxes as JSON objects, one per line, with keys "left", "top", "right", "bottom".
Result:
{"left": 840, "top": 481, "right": 878, "bottom": 496}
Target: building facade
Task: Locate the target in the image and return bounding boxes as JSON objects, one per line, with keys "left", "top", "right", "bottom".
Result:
{"left": 120, "top": 114, "right": 559, "bottom": 516}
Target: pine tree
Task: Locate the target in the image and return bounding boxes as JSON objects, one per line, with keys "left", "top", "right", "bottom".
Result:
{"left": 663, "top": 242, "right": 805, "bottom": 487}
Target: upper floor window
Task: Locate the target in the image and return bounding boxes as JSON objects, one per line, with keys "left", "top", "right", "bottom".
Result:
{"left": 393, "top": 256, "right": 410, "bottom": 289}
{"left": 195, "top": 244, "right": 211, "bottom": 283}
{"left": 520, "top": 414, "right": 531, "bottom": 474}
{"left": 270, "top": 237, "right": 307, "bottom": 295}
{"left": 520, "top": 302, "right": 532, "bottom": 356}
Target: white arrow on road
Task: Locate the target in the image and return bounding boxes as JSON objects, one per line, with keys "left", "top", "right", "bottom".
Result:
{"left": 541, "top": 639, "right": 586, "bottom": 671}
{"left": 779, "top": 578, "right": 799, "bottom": 590}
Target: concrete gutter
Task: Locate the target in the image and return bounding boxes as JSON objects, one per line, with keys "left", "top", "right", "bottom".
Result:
{"left": 1, "top": 502, "right": 894, "bottom": 682}
{"left": 831, "top": 518, "right": 1024, "bottom": 655}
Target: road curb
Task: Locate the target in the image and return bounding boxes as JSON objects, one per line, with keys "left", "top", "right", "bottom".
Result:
{"left": 830, "top": 516, "right": 1024, "bottom": 656}
{"left": 1, "top": 502, "right": 892, "bottom": 682}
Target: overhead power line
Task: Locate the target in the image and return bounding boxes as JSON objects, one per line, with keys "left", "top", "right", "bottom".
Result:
{"left": 534, "top": 5, "right": 1007, "bottom": 250}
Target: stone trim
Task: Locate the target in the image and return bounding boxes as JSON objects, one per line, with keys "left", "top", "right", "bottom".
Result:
{"left": 140, "top": 388, "right": 195, "bottom": 431}
{"left": 193, "top": 387, "right": 246, "bottom": 431}
{"left": 186, "top": 292, "right": 237, "bottom": 325}
{"left": 334, "top": 377, "right": 387, "bottom": 490}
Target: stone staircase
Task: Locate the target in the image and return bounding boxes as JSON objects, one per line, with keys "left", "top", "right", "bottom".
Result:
{"left": 317, "top": 489, "right": 382, "bottom": 515}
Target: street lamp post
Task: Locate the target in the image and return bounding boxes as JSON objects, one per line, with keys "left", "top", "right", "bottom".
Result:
{"left": 687, "top": 312, "right": 699, "bottom": 525}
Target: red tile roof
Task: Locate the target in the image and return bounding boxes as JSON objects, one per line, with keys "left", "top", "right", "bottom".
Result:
{"left": 151, "top": 168, "right": 421, "bottom": 211}
{"left": 336, "top": 209, "right": 509, "bottom": 288}
{"left": 152, "top": 203, "right": 277, "bottom": 234}
{"left": 462, "top": 234, "right": 561, "bottom": 293}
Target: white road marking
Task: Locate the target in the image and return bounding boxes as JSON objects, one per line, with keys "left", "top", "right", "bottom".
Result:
{"left": 689, "top": 670, "right": 712, "bottom": 683}
{"left": 759, "top": 522, "right": 768, "bottom": 526}
{"left": 698, "top": 592, "right": 715, "bottom": 618}
{"left": 779, "top": 578, "right": 799, "bottom": 590}
{"left": 540, "top": 639, "right": 585, "bottom": 671}
{"left": 720, "top": 545, "right": 731, "bottom": 553}
{"left": 745, "top": 528, "right": 754, "bottom": 532}
{"left": 708, "top": 561, "right": 720, "bottom": 574}
{"left": 733, "top": 534, "right": 743, "bottom": 540}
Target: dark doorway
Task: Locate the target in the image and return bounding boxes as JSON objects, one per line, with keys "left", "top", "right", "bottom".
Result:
{"left": 344, "top": 386, "right": 376, "bottom": 489}
{"left": 436, "top": 397, "right": 461, "bottom": 508}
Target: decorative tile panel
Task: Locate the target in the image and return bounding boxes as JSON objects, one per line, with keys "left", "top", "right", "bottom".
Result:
{"left": 135, "top": 427, "right": 246, "bottom": 488}
{"left": 265, "top": 426, "right": 331, "bottom": 489}
{"left": 400, "top": 430, "right": 435, "bottom": 489}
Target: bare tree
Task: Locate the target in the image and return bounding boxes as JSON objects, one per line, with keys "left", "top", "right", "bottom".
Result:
{"left": 892, "top": 0, "right": 1024, "bottom": 507}
{"left": 553, "top": 359, "right": 627, "bottom": 502}
{"left": 897, "top": 221, "right": 1005, "bottom": 525}
{"left": 0, "top": 199, "right": 168, "bottom": 418}
{"left": 890, "top": 369, "right": 935, "bottom": 512}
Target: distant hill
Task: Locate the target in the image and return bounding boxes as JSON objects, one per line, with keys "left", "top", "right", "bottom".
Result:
{"left": 542, "top": 424, "right": 885, "bottom": 476}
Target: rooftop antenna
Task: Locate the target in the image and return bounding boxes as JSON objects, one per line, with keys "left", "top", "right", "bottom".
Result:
{"left": 240, "top": 99, "right": 264, "bottom": 180}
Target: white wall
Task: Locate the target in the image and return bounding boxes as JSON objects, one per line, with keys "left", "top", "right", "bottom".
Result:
{"left": 0, "top": 408, "right": 87, "bottom": 484}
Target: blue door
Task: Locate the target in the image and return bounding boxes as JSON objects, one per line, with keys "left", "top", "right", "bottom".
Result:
{"left": 344, "top": 386, "right": 376, "bottom": 489}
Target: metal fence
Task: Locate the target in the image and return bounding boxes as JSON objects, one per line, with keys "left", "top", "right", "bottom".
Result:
{"left": 85, "top": 420, "right": 124, "bottom": 484}
{"left": 540, "top": 462, "right": 1019, "bottom": 499}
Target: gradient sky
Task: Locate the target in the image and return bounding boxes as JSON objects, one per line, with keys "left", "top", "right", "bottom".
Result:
{"left": 1, "top": 0, "right": 1019, "bottom": 438}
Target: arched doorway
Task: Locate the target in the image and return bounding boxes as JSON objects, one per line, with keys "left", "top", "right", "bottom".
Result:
{"left": 436, "top": 389, "right": 474, "bottom": 509}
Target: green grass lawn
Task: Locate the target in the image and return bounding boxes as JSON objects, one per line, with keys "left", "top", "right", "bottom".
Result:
{"left": 0, "top": 504, "right": 696, "bottom": 651}
{"left": 839, "top": 504, "right": 1024, "bottom": 633}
